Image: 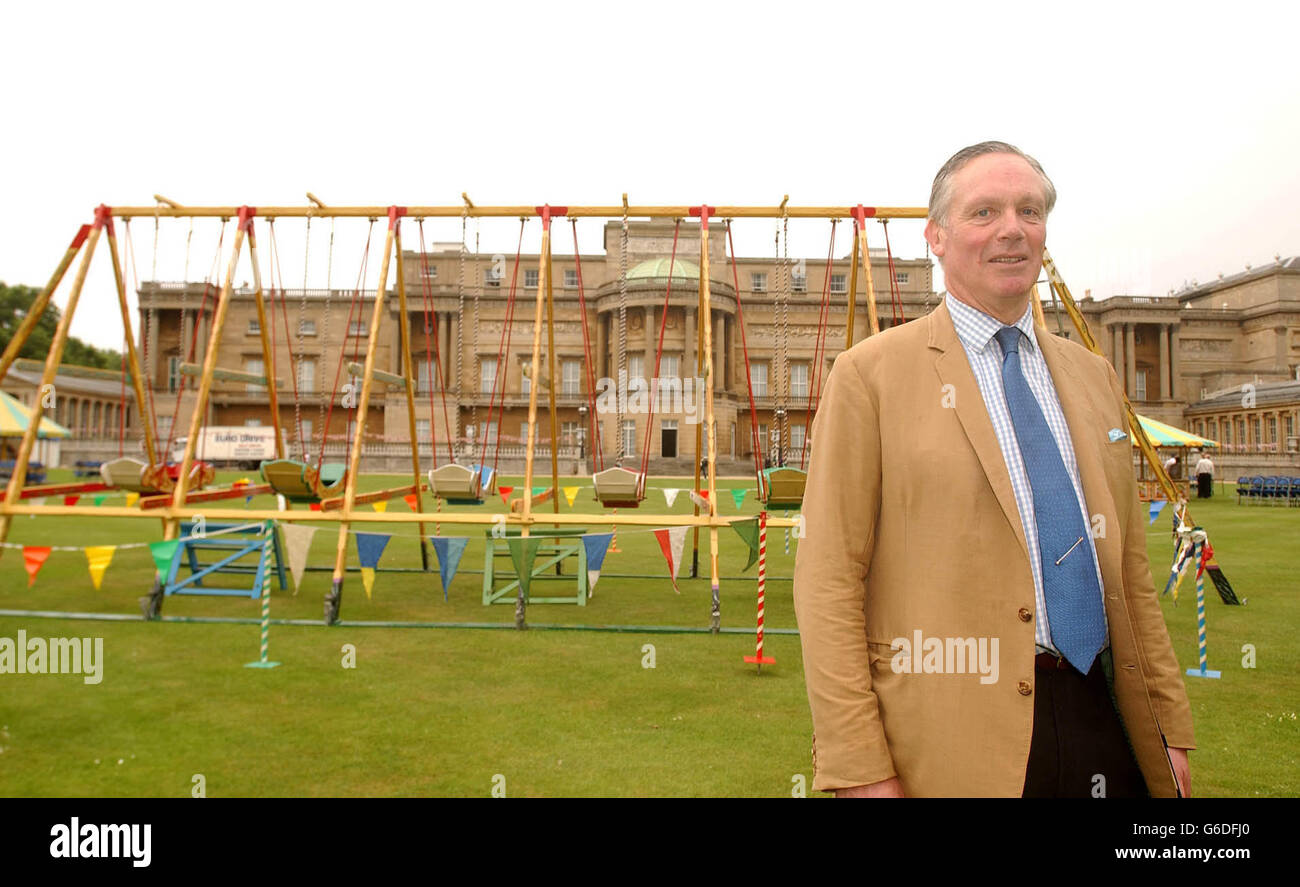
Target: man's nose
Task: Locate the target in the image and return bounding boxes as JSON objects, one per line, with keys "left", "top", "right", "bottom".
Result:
{"left": 995, "top": 209, "right": 1026, "bottom": 240}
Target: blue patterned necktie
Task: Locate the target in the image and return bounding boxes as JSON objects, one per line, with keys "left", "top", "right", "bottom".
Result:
{"left": 994, "top": 326, "right": 1106, "bottom": 674}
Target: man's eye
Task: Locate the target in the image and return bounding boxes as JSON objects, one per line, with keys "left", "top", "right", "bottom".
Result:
{"left": 975, "top": 208, "right": 991, "bottom": 217}
{"left": 1022, "top": 207, "right": 1041, "bottom": 217}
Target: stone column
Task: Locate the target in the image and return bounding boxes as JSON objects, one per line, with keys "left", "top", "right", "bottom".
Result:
{"left": 1159, "top": 323, "right": 1171, "bottom": 400}
{"left": 684, "top": 306, "right": 696, "bottom": 380}
{"left": 714, "top": 312, "right": 725, "bottom": 393}
{"left": 448, "top": 312, "right": 459, "bottom": 390}
{"left": 1170, "top": 325, "right": 1181, "bottom": 402}
{"left": 645, "top": 305, "right": 656, "bottom": 370}
{"left": 1111, "top": 324, "right": 1123, "bottom": 378}
{"left": 1125, "top": 323, "right": 1137, "bottom": 399}
{"left": 596, "top": 311, "right": 608, "bottom": 383}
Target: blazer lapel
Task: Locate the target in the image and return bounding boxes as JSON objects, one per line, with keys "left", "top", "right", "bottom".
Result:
{"left": 928, "top": 301, "right": 1030, "bottom": 565}
{"left": 1034, "top": 327, "right": 1124, "bottom": 601}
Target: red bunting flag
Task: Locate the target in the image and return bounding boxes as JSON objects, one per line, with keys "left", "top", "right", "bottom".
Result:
{"left": 23, "top": 546, "right": 52, "bottom": 587}
{"left": 309, "top": 502, "right": 322, "bottom": 512}
{"left": 652, "top": 526, "right": 688, "bottom": 593}
{"left": 498, "top": 485, "right": 514, "bottom": 506}
{"left": 403, "top": 493, "right": 419, "bottom": 512}
{"left": 63, "top": 495, "right": 80, "bottom": 507}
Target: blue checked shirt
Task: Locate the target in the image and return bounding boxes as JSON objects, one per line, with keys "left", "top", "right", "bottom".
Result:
{"left": 945, "top": 293, "right": 1109, "bottom": 655}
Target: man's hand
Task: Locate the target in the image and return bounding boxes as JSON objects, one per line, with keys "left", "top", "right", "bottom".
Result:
{"left": 835, "top": 777, "right": 905, "bottom": 798}
{"left": 1168, "top": 747, "right": 1191, "bottom": 798}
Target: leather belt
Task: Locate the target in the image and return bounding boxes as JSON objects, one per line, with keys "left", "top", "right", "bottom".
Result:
{"left": 1034, "top": 651, "right": 1073, "bottom": 671}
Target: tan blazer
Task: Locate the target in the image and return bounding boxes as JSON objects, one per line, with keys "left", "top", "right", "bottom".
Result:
{"left": 793, "top": 300, "right": 1196, "bottom": 797}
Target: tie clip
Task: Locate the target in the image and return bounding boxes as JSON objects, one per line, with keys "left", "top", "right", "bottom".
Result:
{"left": 1055, "top": 536, "right": 1085, "bottom": 566}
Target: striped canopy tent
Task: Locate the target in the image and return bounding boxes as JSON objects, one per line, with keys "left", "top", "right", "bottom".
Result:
{"left": 1133, "top": 414, "right": 1217, "bottom": 448}
{"left": 0, "top": 390, "right": 71, "bottom": 438}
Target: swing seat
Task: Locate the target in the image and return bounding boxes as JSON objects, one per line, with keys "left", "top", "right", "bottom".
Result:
{"left": 593, "top": 466, "right": 645, "bottom": 508}
{"left": 260, "top": 459, "right": 347, "bottom": 503}
{"left": 761, "top": 466, "right": 806, "bottom": 509}
{"left": 428, "top": 463, "right": 494, "bottom": 505}
{"left": 101, "top": 457, "right": 174, "bottom": 495}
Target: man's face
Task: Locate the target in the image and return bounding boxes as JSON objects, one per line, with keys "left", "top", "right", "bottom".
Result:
{"left": 924, "top": 153, "right": 1048, "bottom": 322}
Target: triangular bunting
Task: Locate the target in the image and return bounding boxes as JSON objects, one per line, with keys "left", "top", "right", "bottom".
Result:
{"left": 730, "top": 517, "right": 761, "bottom": 572}
{"left": 663, "top": 488, "right": 680, "bottom": 508}
{"left": 84, "top": 545, "right": 116, "bottom": 590}
{"left": 506, "top": 536, "right": 542, "bottom": 600}
{"left": 125, "top": 492, "right": 139, "bottom": 507}
{"left": 354, "top": 532, "right": 392, "bottom": 600}
{"left": 498, "top": 485, "right": 514, "bottom": 506}
{"left": 372, "top": 500, "right": 389, "bottom": 513}
{"left": 63, "top": 495, "right": 80, "bottom": 507}
{"left": 148, "top": 539, "right": 181, "bottom": 579}
{"left": 1149, "top": 499, "right": 1167, "bottom": 525}
{"left": 93, "top": 493, "right": 107, "bottom": 507}
{"left": 653, "top": 526, "right": 688, "bottom": 593}
{"left": 309, "top": 502, "right": 322, "bottom": 512}
{"left": 430, "top": 536, "right": 470, "bottom": 601}
{"left": 730, "top": 488, "right": 748, "bottom": 510}
{"left": 234, "top": 477, "right": 251, "bottom": 487}
{"left": 403, "top": 493, "right": 419, "bottom": 512}
{"left": 562, "top": 486, "right": 580, "bottom": 507}
{"left": 280, "top": 523, "right": 319, "bottom": 593}
{"left": 582, "top": 532, "right": 614, "bottom": 594}
{"left": 688, "top": 490, "right": 709, "bottom": 510}
{"left": 22, "top": 546, "right": 51, "bottom": 587}
{"left": 531, "top": 486, "right": 546, "bottom": 498}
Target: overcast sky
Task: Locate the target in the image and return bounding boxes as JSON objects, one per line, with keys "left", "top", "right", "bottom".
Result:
{"left": 3, "top": 0, "right": 1297, "bottom": 350}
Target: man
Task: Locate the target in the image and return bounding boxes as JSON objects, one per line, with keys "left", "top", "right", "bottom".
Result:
{"left": 793, "top": 142, "right": 1195, "bottom": 797}
{"left": 1195, "top": 452, "right": 1215, "bottom": 498}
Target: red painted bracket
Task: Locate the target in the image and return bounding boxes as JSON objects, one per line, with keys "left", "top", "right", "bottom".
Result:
{"left": 535, "top": 205, "right": 568, "bottom": 232}
{"left": 237, "top": 205, "right": 257, "bottom": 234}
{"left": 689, "top": 205, "right": 716, "bottom": 230}
{"left": 850, "top": 204, "right": 877, "bottom": 227}
{"left": 388, "top": 205, "right": 407, "bottom": 230}
{"left": 70, "top": 224, "right": 92, "bottom": 250}
{"left": 93, "top": 204, "right": 114, "bottom": 235}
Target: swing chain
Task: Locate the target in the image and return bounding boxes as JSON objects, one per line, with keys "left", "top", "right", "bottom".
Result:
{"left": 616, "top": 200, "right": 629, "bottom": 465}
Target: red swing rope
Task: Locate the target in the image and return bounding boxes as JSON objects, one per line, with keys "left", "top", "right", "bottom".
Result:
{"left": 881, "top": 219, "right": 904, "bottom": 327}
{"left": 267, "top": 220, "right": 306, "bottom": 460}
{"left": 724, "top": 220, "right": 767, "bottom": 495}
{"left": 801, "top": 220, "right": 837, "bottom": 469}
{"left": 570, "top": 220, "right": 605, "bottom": 472}
{"left": 479, "top": 219, "right": 526, "bottom": 481}
{"left": 318, "top": 220, "right": 373, "bottom": 471}
{"left": 637, "top": 219, "right": 681, "bottom": 483}
{"left": 417, "top": 220, "right": 456, "bottom": 467}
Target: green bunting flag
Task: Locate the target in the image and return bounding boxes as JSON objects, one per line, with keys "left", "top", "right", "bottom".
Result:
{"left": 148, "top": 539, "right": 182, "bottom": 579}
{"left": 505, "top": 536, "right": 541, "bottom": 599}
{"left": 730, "top": 517, "right": 761, "bottom": 571}
{"left": 730, "top": 488, "right": 748, "bottom": 510}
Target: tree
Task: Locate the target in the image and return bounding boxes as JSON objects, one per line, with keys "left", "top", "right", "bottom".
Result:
{"left": 0, "top": 281, "right": 123, "bottom": 370}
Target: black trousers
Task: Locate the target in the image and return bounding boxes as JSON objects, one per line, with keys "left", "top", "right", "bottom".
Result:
{"left": 1197, "top": 473, "right": 1213, "bottom": 498}
{"left": 1021, "top": 657, "right": 1149, "bottom": 798}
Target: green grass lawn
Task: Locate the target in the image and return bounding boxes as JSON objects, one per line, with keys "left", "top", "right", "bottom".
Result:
{"left": 0, "top": 472, "right": 1295, "bottom": 796}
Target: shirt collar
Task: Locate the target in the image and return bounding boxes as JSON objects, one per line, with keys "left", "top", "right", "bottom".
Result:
{"left": 945, "top": 292, "right": 1039, "bottom": 356}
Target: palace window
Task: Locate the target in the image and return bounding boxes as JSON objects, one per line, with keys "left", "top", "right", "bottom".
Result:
{"left": 751, "top": 272, "right": 767, "bottom": 293}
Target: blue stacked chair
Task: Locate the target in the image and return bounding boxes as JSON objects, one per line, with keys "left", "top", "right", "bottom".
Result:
{"left": 1248, "top": 476, "right": 1265, "bottom": 504}
{"left": 1289, "top": 477, "right": 1300, "bottom": 507}
{"left": 1236, "top": 476, "right": 1250, "bottom": 504}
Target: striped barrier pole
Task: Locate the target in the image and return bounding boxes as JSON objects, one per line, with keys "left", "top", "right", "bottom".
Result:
{"left": 744, "top": 511, "right": 775, "bottom": 670}
{"left": 609, "top": 509, "right": 621, "bottom": 553}
{"left": 1185, "top": 531, "right": 1220, "bottom": 679}
{"left": 783, "top": 509, "right": 791, "bottom": 555}
{"left": 245, "top": 524, "right": 282, "bottom": 669}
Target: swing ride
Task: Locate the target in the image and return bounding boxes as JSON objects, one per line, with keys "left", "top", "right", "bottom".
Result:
{"left": 0, "top": 195, "right": 1215, "bottom": 632}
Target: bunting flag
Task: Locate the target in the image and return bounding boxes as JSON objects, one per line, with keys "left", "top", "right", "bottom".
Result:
{"left": 663, "top": 488, "right": 680, "bottom": 508}
{"left": 280, "top": 523, "right": 319, "bottom": 593}
{"left": 403, "top": 493, "right": 419, "bottom": 512}
{"left": 22, "top": 546, "right": 51, "bottom": 587}
{"left": 730, "top": 517, "right": 761, "bottom": 572}
{"left": 562, "top": 486, "right": 580, "bottom": 507}
{"left": 63, "top": 495, "right": 80, "bottom": 507}
{"left": 92, "top": 493, "right": 107, "bottom": 507}
{"left": 505, "top": 536, "right": 541, "bottom": 600}
{"left": 244, "top": 495, "right": 254, "bottom": 506}
{"left": 309, "top": 502, "right": 322, "bottom": 512}
{"left": 372, "top": 500, "right": 389, "bottom": 514}
{"left": 232, "top": 478, "right": 249, "bottom": 489}
{"left": 730, "top": 488, "right": 748, "bottom": 511}
{"left": 498, "top": 485, "right": 514, "bottom": 506}
{"left": 84, "top": 545, "right": 116, "bottom": 590}
{"left": 582, "top": 532, "right": 614, "bottom": 595}
{"left": 28, "top": 497, "right": 45, "bottom": 508}
{"left": 531, "top": 486, "right": 546, "bottom": 498}
{"left": 125, "top": 492, "right": 140, "bottom": 508}
{"left": 1149, "top": 499, "right": 1167, "bottom": 525}
{"left": 688, "top": 490, "right": 709, "bottom": 511}
{"left": 355, "top": 532, "right": 392, "bottom": 600}
{"left": 430, "top": 536, "right": 470, "bottom": 601}
{"left": 148, "top": 539, "right": 181, "bottom": 579}
{"left": 653, "top": 526, "right": 688, "bottom": 593}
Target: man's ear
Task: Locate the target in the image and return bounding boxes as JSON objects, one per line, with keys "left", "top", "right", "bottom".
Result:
{"left": 923, "top": 219, "right": 945, "bottom": 259}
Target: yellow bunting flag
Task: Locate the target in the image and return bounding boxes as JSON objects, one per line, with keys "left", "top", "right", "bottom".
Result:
{"left": 562, "top": 486, "right": 580, "bottom": 507}
{"left": 360, "top": 567, "right": 377, "bottom": 600}
{"left": 84, "top": 545, "right": 117, "bottom": 590}
{"left": 125, "top": 492, "right": 140, "bottom": 507}
{"left": 372, "top": 501, "right": 389, "bottom": 513}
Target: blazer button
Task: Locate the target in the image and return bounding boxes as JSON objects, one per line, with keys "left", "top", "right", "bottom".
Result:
{"left": 1017, "top": 681, "right": 1032, "bottom": 696}
{"left": 1018, "top": 608, "right": 1033, "bottom": 622}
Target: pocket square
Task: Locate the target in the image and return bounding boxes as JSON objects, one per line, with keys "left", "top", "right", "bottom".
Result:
{"left": 1107, "top": 427, "right": 1128, "bottom": 442}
